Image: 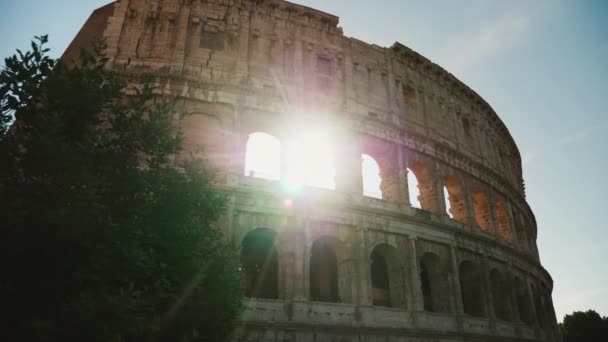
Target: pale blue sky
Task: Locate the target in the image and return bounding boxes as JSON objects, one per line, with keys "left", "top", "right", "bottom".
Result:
{"left": 1, "top": 0, "right": 607, "bottom": 321}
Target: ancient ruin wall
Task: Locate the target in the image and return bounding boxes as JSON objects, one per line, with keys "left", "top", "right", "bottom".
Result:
{"left": 64, "top": 1, "right": 559, "bottom": 341}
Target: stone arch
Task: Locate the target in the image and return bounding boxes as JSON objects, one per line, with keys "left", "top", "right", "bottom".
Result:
{"left": 370, "top": 243, "right": 404, "bottom": 308}
{"left": 361, "top": 136, "right": 399, "bottom": 202}
{"left": 361, "top": 153, "right": 382, "bottom": 199}
{"left": 495, "top": 200, "right": 512, "bottom": 243}
{"left": 443, "top": 175, "right": 467, "bottom": 223}
{"left": 244, "top": 131, "right": 282, "bottom": 180}
{"left": 490, "top": 268, "right": 513, "bottom": 321}
{"left": 408, "top": 160, "right": 436, "bottom": 212}
{"left": 309, "top": 236, "right": 345, "bottom": 303}
{"left": 514, "top": 276, "right": 535, "bottom": 325}
{"left": 459, "top": 260, "right": 486, "bottom": 317}
{"left": 240, "top": 228, "right": 279, "bottom": 299}
{"left": 419, "top": 252, "right": 450, "bottom": 313}
{"left": 472, "top": 187, "right": 492, "bottom": 233}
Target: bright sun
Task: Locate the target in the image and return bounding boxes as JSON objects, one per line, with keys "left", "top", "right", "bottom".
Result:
{"left": 244, "top": 126, "right": 336, "bottom": 191}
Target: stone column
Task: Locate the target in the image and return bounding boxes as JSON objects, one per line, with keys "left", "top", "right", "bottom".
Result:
{"left": 434, "top": 164, "right": 448, "bottom": 218}
{"left": 104, "top": 1, "right": 129, "bottom": 66}
{"left": 357, "top": 227, "right": 372, "bottom": 305}
{"left": 292, "top": 227, "right": 307, "bottom": 301}
{"left": 449, "top": 245, "right": 464, "bottom": 314}
{"left": 463, "top": 179, "right": 477, "bottom": 232}
{"left": 526, "top": 279, "right": 540, "bottom": 327}
{"left": 506, "top": 201, "right": 518, "bottom": 246}
{"left": 398, "top": 147, "right": 411, "bottom": 208}
{"left": 487, "top": 192, "right": 500, "bottom": 238}
{"left": 507, "top": 265, "right": 521, "bottom": 322}
{"left": 301, "top": 218, "right": 312, "bottom": 301}
{"left": 481, "top": 254, "right": 496, "bottom": 319}
{"left": 169, "top": 5, "right": 191, "bottom": 74}
{"left": 408, "top": 236, "right": 424, "bottom": 311}
{"left": 334, "top": 130, "right": 363, "bottom": 196}
{"left": 235, "top": 9, "right": 251, "bottom": 77}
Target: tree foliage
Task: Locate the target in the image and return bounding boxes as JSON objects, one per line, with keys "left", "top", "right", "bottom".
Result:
{"left": 560, "top": 310, "right": 608, "bottom": 342}
{"left": 0, "top": 36, "right": 242, "bottom": 342}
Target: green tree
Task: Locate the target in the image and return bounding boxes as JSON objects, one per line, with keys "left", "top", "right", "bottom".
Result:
{"left": 561, "top": 310, "right": 608, "bottom": 342}
{"left": 0, "top": 36, "right": 242, "bottom": 342}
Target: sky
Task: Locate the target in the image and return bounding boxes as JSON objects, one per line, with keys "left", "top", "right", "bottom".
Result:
{"left": 1, "top": 0, "right": 607, "bottom": 322}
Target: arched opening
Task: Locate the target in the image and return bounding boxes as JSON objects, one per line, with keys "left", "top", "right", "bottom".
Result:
{"left": 370, "top": 244, "right": 404, "bottom": 308}
{"left": 514, "top": 277, "right": 534, "bottom": 325}
{"left": 459, "top": 261, "right": 486, "bottom": 317}
{"left": 370, "top": 249, "right": 390, "bottom": 306}
{"left": 472, "top": 187, "right": 492, "bottom": 233}
{"left": 310, "top": 237, "right": 339, "bottom": 303}
{"left": 444, "top": 176, "right": 467, "bottom": 223}
{"left": 240, "top": 228, "right": 278, "bottom": 299}
{"left": 495, "top": 201, "right": 512, "bottom": 243}
{"left": 420, "top": 252, "right": 450, "bottom": 313}
{"left": 362, "top": 154, "right": 382, "bottom": 199}
{"left": 443, "top": 186, "right": 452, "bottom": 218}
{"left": 284, "top": 131, "right": 335, "bottom": 190}
{"left": 407, "top": 168, "right": 421, "bottom": 208}
{"left": 490, "top": 269, "right": 513, "bottom": 321}
{"left": 244, "top": 132, "right": 281, "bottom": 180}
{"left": 408, "top": 161, "right": 436, "bottom": 212}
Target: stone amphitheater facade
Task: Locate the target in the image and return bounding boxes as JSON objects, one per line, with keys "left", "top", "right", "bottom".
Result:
{"left": 64, "top": 0, "right": 560, "bottom": 341}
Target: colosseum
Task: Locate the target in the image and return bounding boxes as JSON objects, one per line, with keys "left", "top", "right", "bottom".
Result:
{"left": 64, "top": 0, "right": 560, "bottom": 341}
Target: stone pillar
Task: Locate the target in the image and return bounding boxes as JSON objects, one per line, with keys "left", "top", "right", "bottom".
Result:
{"left": 235, "top": 9, "right": 251, "bottom": 77}
{"left": 104, "top": 1, "right": 129, "bottom": 66}
{"left": 507, "top": 265, "right": 521, "bottom": 322}
{"left": 398, "top": 147, "right": 411, "bottom": 207}
{"left": 463, "top": 179, "right": 477, "bottom": 232}
{"left": 169, "top": 5, "right": 191, "bottom": 74}
{"left": 526, "top": 279, "right": 540, "bottom": 327}
{"left": 408, "top": 236, "right": 424, "bottom": 311}
{"left": 334, "top": 130, "right": 363, "bottom": 195}
{"left": 449, "top": 245, "right": 464, "bottom": 314}
{"left": 301, "top": 219, "right": 312, "bottom": 301}
{"left": 487, "top": 192, "right": 500, "bottom": 238}
{"left": 434, "top": 164, "right": 448, "bottom": 218}
{"left": 292, "top": 228, "right": 307, "bottom": 301}
{"left": 481, "top": 254, "right": 496, "bottom": 319}
{"left": 506, "top": 201, "right": 518, "bottom": 245}
{"left": 357, "top": 227, "right": 372, "bottom": 305}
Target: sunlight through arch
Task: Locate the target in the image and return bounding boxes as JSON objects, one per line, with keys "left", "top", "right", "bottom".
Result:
{"left": 362, "top": 154, "right": 382, "bottom": 199}
{"left": 443, "top": 186, "right": 453, "bottom": 218}
{"left": 284, "top": 129, "right": 336, "bottom": 190}
{"left": 407, "top": 168, "right": 421, "bottom": 208}
{"left": 244, "top": 132, "right": 281, "bottom": 181}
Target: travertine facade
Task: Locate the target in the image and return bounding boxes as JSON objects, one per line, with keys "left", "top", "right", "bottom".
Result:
{"left": 65, "top": 1, "right": 560, "bottom": 341}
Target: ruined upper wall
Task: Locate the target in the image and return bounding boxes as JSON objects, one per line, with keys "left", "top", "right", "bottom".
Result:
{"left": 62, "top": 0, "right": 526, "bottom": 201}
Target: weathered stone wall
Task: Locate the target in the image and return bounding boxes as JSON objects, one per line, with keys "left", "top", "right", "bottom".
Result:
{"left": 63, "top": 1, "right": 559, "bottom": 341}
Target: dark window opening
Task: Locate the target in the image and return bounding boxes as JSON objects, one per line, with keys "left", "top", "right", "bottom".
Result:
{"left": 371, "top": 250, "right": 390, "bottom": 307}
{"left": 462, "top": 118, "right": 471, "bottom": 138}
{"left": 459, "top": 261, "right": 486, "bottom": 317}
{"left": 420, "top": 262, "right": 433, "bottom": 311}
{"left": 310, "top": 239, "right": 339, "bottom": 302}
{"left": 240, "top": 229, "right": 278, "bottom": 299}
{"left": 402, "top": 85, "right": 417, "bottom": 105}
{"left": 200, "top": 29, "right": 225, "bottom": 50}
